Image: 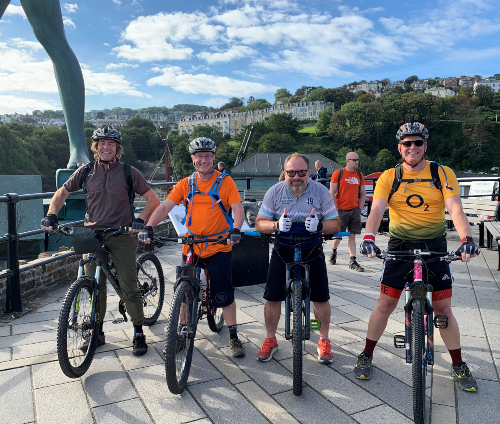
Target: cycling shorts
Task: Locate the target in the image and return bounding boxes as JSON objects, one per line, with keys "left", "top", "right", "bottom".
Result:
{"left": 181, "top": 251, "right": 234, "bottom": 308}
{"left": 264, "top": 244, "right": 330, "bottom": 303}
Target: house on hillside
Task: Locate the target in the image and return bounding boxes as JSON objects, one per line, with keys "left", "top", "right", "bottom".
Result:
{"left": 474, "top": 78, "right": 500, "bottom": 93}
{"left": 386, "top": 80, "right": 404, "bottom": 90}
{"left": 411, "top": 80, "right": 428, "bottom": 90}
{"left": 459, "top": 77, "right": 475, "bottom": 87}
{"left": 440, "top": 78, "right": 458, "bottom": 88}
{"left": 424, "top": 87, "right": 456, "bottom": 98}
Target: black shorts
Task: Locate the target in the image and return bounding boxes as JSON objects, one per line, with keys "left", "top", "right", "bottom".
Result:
{"left": 264, "top": 244, "right": 330, "bottom": 303}
{"left": 338, "top": 208, "right": 362, "bottom": 235}
{"left": 380, "top": 236, "right": 453, "bottom": 301}
{"left": 181, "top": 251, "right": 234, "bottom": 308}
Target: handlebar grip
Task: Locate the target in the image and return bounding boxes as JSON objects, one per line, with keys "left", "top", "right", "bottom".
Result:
{"left": 243, "top": 231, "right": 261, "bottom": 237}
{"left": 333, "top": 232, "right": 350, "bottom": 237}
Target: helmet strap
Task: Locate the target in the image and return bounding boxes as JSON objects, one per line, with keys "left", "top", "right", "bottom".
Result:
{"left": 98, "top": 155, "right": 117, "bottom": 165}
{"left": 403, "top": 156, "right": 424, "bottom": 168}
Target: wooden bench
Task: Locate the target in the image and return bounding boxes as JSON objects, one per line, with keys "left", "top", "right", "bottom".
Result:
{"left": 484, "top": 221, "right": 500, "bottom": 270}
{"left": 243, "top": 189, "right": 268, "bottom": 201}
{"left": 446, "top": 198, "right": 500, "bottom": 247}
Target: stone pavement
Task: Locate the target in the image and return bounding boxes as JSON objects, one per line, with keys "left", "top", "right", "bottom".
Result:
{"left": 1, "top": 227, "right": 499, "bottom": 424}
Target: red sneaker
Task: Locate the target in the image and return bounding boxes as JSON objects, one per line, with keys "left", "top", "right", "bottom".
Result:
{"left": 317, "top": 338, "right": 333, "bottom": 364}
{"left": 257, "top": 337, "right": 278, "bottom": 362}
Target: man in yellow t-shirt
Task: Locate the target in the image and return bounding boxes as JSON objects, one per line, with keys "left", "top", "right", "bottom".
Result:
{"left": 138, "top": 137, "right": 246, "bottom": 358}
{"left": 353, "top": 122, "right": 480, "bottom": 393}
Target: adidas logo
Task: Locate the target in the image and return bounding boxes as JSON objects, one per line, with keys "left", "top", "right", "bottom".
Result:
{"left": 442, "top": 274, "right": 450, "bottom": 280}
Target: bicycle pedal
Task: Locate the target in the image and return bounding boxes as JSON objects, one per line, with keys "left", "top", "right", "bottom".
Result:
{"left": 112, "top": 318, "right": 125, "bottom": 324}
{"left": 394, "top": 334, "right": 406, "bottom": 348}
{"left": 434, "top": 315, "right": 448, "bottom": 329}
{"left": 310, "top": 319, "right": 321, "bottom": 331}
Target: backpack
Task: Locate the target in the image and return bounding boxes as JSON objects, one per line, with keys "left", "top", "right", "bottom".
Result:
{"left": 80, "top": 161, "right": 135, "bottom": 222}
{"left": 387, "top": 161, "right": 447, "bottom": 202}
{"left": 337, "top": 168, "right": 363, "bottom": 198}
{"left": 181, "top": 172, "right": 234, "bottom": 238}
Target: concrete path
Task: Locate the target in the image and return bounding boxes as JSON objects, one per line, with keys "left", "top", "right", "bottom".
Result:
{"left": 1, "top": 227, "right": 499, "bottom": 424}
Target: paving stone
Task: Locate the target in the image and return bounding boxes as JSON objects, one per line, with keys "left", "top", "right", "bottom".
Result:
{"left": 0, "top": 331, "right": 56, "bottom": 349}
{"left": 93, "top": 398, "right": 153, "bottom": 424}
{"left": 0, "top": 347, "right": 10, "bottom": 363}
{"left": 456, "top": 378, "right": 500, "bottom": 423}
{"left": 129, "top": 364, "right": 206, "bottom": 424}
{"left": 484, "top": 322, "right": 500, "bottom": 357}
{"left": 237, "top": 321, "right": 294, "bottom": 361}
{"left": 195, "top": 320, "right": 249, "bottom": 349}
{"left": 0, "top": 325, "right": 11, "bottom": 337}
{"left": 35, "top": 301, "right": 65, "bottom": 312}
{"left": 237, "top": 285, "right": 266, "bottom": 295}
{"left": 431, "top": 351, "right": 456, "bottom": 408}
{"left": 273, "top": 386, "right": 355, "bottom": 424}
{"left": 431, "top": 404, "right": 456, "bottom": 424}
{"left": 280, "top": 354, "right": 382, "bottom": 414}
{"left": 460, "top": 334, "right": 499, "bottom": 381}
{"left": 11, "top": 320, "right": 58, "bottom": 335}
{"left": 115, "top": 342, "right": 164, "bottom": 371}
{"left": 453, "top": 306, "right": 487, "bottom": 338}
{"left": 10, "top": 310, "right": 60, "bottom": 325}
{"left": 32, "top": 360, "right": 75, "bottom": 389}
{"left": 0, "top": 367, "right": 33, "bottom": 424}
{"left": 352, "top": 404, "right": 414, "bottom": 424}
{"left": 82, "top": 351, "right": 137, "bottom": 407}
{"left": 335, "top": 290, "right": 379, "bottom": 310}
{"left": 35, "top": 381, "right": 93, "bottom": 424}
{"left": 187, "top": 378, "right": 269, "bottom": 424}
{"left": 235, "top": 380, "right": 299, "bottom": 423}
{"left": 12, "top": 340, "right": 57, "bottom": 360}
{"left": 187, "top": 348, "right": 224, "bottom": 385}
{"left": 328, "top": 294, "right": 354, "bottom": 307}
{"left": 329, "top": 307, "right": 359, "bottom": 325}
{"left": 234, "top": 289, "right": 264, "bottom": 308}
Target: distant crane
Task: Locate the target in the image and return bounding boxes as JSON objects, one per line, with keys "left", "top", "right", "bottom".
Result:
{"left": 234, "top": 127, "right": 255, "bottom": 166}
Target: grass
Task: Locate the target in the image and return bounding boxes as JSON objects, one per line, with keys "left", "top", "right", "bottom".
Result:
{"left": 299, "top": 126, "right": 316, "bottom": 134}
{"left": 228, "top": 140, "right": 239, "bottom": 146}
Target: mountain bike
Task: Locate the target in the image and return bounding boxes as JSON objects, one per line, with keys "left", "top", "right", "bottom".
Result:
{"left": 55, "top": 226, "right": 165, "bottom": 378}
{"left": 160, "top": 235, "right": 227, "bottom": 394}
{"left": 245, "top": 230, "right": 349, "bottom": 396}
{"left": 378, "top": 249, "right": 460, "bottom": 424}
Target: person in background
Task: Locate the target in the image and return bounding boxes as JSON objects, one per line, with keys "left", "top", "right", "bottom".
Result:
{"left": 311, "top": 160, "right": 328, "bottom": 186}
{"left": 218, "top": 161, "right": 232, "bottom": 176}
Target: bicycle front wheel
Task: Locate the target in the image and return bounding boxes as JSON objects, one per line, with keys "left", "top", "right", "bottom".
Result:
{"left": 412, "top": 299, "right": 426, "bottom": 424}
{"left": 137, "top": 253, "right": 165, "bottom": 326}
{"left": 164, "top": 279, "right": 197, "bottom": 394}
{"left": 292, "top": 282, "right": 303, "bottom": 396}
{"left": 57, "top": 276, "right": 99, "bottom": 378}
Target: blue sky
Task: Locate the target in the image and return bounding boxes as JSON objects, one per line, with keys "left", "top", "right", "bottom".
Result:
{"left": 1, "top": 0, "right": 500, "bottom": 114}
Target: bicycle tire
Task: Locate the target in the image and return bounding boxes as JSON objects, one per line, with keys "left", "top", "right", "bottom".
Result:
{"left": 57, "top": 276, "right": 99, "bottom": 378}
{"left": 412, "top": 299, "right": 426, "bottom": 424}
{"left": 292, "top": 282, "right": 303, "bottom": 396}
{"left": 165, "top": 279, "right": 197, "bottom": 394}
{"left": 137, "top": 253, "right": 165, "bottom": 326}
{"left": 206, "top": 271, "right": 224, "bottom": 332}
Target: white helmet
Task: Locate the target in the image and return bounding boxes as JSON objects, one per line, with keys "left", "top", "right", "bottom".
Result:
{"left": 189, "top": 137, "right": 216, "bottom": 154}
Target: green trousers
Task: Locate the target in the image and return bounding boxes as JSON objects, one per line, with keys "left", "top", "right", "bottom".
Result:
{"left": 84, "top": 232, "right": 144, "bottom": 325}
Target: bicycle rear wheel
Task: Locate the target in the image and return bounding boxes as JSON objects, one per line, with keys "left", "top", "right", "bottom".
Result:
{"left": 412, "top": 299, "right": 426, "bottom": 424}
{"left": 292, "top": 282, "right": 303, "bottom": 396}
{"left": 164, "top": 279, "right": 197, "bottom": 394}
{"left": 137, "top": 253, "right": 165, "bottom": 326}
{"left": 57, "top": 276, "right": 99, "bottom": 378}
{"left": 206, "top": 272, "right": 224, "bottom": 332}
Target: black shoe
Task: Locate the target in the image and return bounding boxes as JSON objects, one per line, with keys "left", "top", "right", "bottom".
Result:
{"left": 80, "top": 333, "right": 105, "bottom": 352}
{"left": 349, "top": 260, "right": 364, "bottom": 272}
{"left": 133, "top": 334, "right": 148, "bottom": 356}
{"left": 329, "top": 250, "right": 337, "bottom": 265}
{"left": 450, "top": 362, "right": 478, "bottom": 392}
{"left": 354, "top": 352, "right": 373, "bottom": 380}
{"left": 229, "top": 337, "right": 246, "bottom": 358}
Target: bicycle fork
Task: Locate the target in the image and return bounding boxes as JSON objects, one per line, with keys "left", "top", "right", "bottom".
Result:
{"left": 284, "top": 261, "right": 311, "bottom": 341}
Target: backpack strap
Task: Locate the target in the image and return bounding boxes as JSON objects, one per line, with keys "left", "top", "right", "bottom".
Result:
{"left": 181, "top": 172, "right": 198, "bottom": 226}
{"left": 123, "top": 163, "right": 135, "bottom": 222}
{"left": 80, "top": 162, "right": 95, "bottom": 221}
{"left": 387, "top": 163, "right": 403, "bottom": 202}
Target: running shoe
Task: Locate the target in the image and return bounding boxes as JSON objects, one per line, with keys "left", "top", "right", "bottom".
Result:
{"left": 354, "top": 352, "right": 373, "bottom": 379}
{"left": 257, "top": 337, "right": 278, "bottom": 362}
{"left": 450, "top": 362, "right": 478, "bottom": 392}
{"left": 349, "top": 260, "right": 364, "bottom": 272}
{"left": 229, "top": 338, "right": 246, "bottom": 357}
{"left": 329, "top": 250, "right": 337, "bottom": 265}
{"left": 317, "top": 338, "right": 333, "bottom": 364}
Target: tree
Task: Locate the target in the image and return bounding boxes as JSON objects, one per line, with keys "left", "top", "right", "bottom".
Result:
{"left": 404, "top": 75, "right": 419, "bottom": 85}
{"left": 190, "top": 125, "right": 225, "bottom": 146}
{"left": 127, "top": 116, "right": 156, "bottom": 130}
{"left": 381, "top": 78, "right": 390, "bottom": 86}
{"left": 247, "top": 96, "right": 255, "bottom": 105}
{"left": 492, "top": 73, "right": 500, "bottom": 79}
{"left": 375, "top": 149, "right": 397, "bottom": 171}
{"left": 257, "top": 133, "right": 297, "bottom": 153}
{"left": 84, "top": 121, "right": 96, "bottom": 128}
{"left": 246, "top": 98, "right": 272, "bottom": 111}
{"left": 265, "top": 113, "right": 301, "bottom": 136}
{"left": 474, "top": 85, "right": 495, "bottom": 107}
{"left": 315, "top": 106, "right": 333, "bottom": 136}
{"left": 0, "top": 125, "right": 39, "bottom": 175}
{"left": 96, "top": 111, "right": 105, "bottom": 119}
{"left": 219, "top": 97, "right": 244, "bottom": 110}
{"left": 274, "top": 88, "right": 292, "bottom": 101}
{"left": 357, "top": 93, "right": 376, "bottom": 103}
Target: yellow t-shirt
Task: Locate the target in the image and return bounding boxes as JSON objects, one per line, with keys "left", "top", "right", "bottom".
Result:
{"left": 374, "top": 162, "right": 460, "bottom": 240}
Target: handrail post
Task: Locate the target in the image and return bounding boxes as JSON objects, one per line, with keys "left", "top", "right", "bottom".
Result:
{"left": 247, "top": 178, "right": 251, "bottom": 190}
{"left": 5, "top": 193, "right": 22, "bottom": 313}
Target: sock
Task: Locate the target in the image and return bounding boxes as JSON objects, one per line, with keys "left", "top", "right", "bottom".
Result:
{"left": 449, "top": 348, "right": 463, "bottom": 367}
{"left": 363, "top": 338, "right": 378, "bottom": 357}
{"left": 99, "top": 322, "right": 104, "bottom": 335}
{"left": 350, "top": 256, "right": 356, "bottom": 262}
{"left": 332, "top": 248, "right": 337, "bottom": 252}
{"left": 228, "top": 324, "right": 238, "bottom": 340}
{"left": 133, "top": 325, "right": 143, "bottom": 336}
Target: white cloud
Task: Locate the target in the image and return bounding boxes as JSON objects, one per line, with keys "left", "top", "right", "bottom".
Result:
{"left": 197, "top": 45, "right": 255, "bottom": 64}
{"left": 83, "top": 68, "right": 151, "bottom": 97}
{"left": 445, "top": 47, "right": 500, "bottom": 61}
{"left": 4, "top": 5, "right": 26, "bottom": 18}
{"left": 63, "top": 17, "right": 76, "bottom": 28}
{"left": 105, "top": 63, "right": 140, "bottom": 70}
{"left": 147, "top": 66, "right": 278, "bottom": 96}
{"left": 103, "top": 43, "right": 110, "bottom": 46}
{"left": 10, "top": 38, "right": 43, "bottom": 51}
{"left": 112, "top": 0, "right": 122, "bottom": 5}
{"left": 202, "top": 96, "right": 229, "bottom": 107}
{"left": 0, "top": 95, "right": 59, "bottom": 114}
{"left": 63, "top": 3, "right": 78, "bottom": 14}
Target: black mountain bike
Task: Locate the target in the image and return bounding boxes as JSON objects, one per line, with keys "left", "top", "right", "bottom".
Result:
{"left": 245, "top": 230, "right": 349, "bottom": 396}
{"left": 55, "top": 226, "right": 165, "bottom": 378}
{"left": 160, "top": 235, "right": 226, "bottom": 394}
{"left": 378, "top": 249, "right": 461, "bottom": 424}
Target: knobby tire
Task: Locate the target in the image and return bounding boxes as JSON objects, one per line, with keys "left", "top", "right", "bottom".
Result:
{"left": 165, "top": 279, "right": 196, "bottom": 394}
{"left": 57, "top": 276, "right": 99, "bottom": 378}
{"left": 412, "top": 299, "right": 426, "bottom": 424}
{"left": 292, "top": 282, "right": 304, "bottom": 396}
{"left": 206, "top": 272, "right": 224, "bottom": 332}
{"left": 137, "top": 253, "right": 165, "bottom": 326}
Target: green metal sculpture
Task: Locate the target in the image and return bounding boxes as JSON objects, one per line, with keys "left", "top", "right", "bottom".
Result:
{"left": 0, "top": 0, "right": 89, "bottom": 169}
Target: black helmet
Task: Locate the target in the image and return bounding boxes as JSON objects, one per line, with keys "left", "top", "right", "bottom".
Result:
{"left": 92, "top": 127, "right": 122, "bottom": 144}
{"left": 396, "top": 122, "right": 429, "bottom": 142}
{"left": 189, "top": 137, "right": 216, "bottom": 154}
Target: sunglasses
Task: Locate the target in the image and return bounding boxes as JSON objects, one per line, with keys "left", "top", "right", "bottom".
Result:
{"left": 399, "top": 140, "right": 425, "bottom": 147}
{"left": 284, "top": 169, "right": 308, "bottom": 177}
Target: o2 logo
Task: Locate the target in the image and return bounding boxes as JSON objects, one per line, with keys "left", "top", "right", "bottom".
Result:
{"left": 406, "top": 194, "right": 429, "bottom": 211}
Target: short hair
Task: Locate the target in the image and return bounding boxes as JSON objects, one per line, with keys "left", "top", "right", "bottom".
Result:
{"left": 218, "top": 161, "right": 225, "bottom": 168}
{"left": 91, "top": 139, "right": 123, "bottom": 160}
{"left": 284, "top": 152, "right": 309, "bottom": 168}
{"left": 279, "top": 171, "right": 286, "bottom": 181}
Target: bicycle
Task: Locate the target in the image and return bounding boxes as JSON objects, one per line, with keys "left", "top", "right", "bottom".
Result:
{"left": 377, "top": 249, "right": 460, "bottom": 424}
{"left": 55, "top": 225, "right": 165, "bottom": 378}
{"left": 245, "top": 230, "right": 349, "bottom": 396}
{"left": 160, "top": 235, "right": 227, "bottom": 394}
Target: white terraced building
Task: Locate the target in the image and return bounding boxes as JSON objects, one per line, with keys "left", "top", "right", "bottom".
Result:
{"left": 474, "top": 78, "right": 500, "bottom": 93}
{"left": 177, "top": 101, "right": 333, "bottom": 138}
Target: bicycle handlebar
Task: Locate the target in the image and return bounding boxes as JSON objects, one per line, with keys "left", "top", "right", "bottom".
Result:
{"left": 55, "top": 225, "right": 129, "bottom": 238}
{"left": 377, "top": 250, "right": 462, "bottom": 261}
{"left": 243, "top": 231, "right": 350, "bottom": 240}
{"left": 157, "top": 235, "right": 228, "bottom": 245}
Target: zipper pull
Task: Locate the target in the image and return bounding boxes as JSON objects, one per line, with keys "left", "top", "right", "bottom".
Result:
{"left": 404, "top": 182, "right": 408, "bottom": 193}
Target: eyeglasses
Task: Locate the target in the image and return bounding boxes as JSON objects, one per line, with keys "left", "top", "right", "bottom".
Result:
{"left": 348, "top": 159, "right": 359, "bottom": 162}
{"left": 399, "top": 140, "right": 425, "bottom": 147}
{"left": 193, "top": 154, "right": 213, "bottom": 160}
{"left": 284, "top": 169, "right": 308, "bottom": 177}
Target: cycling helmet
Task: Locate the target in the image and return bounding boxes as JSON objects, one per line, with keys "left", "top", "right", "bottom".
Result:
{"left": 189, "top": 137, "right": 216, "bottom": 154}
{"left": 396, "top": 122, "right": 429, "bottom": 142}
{"left": 92, "top": 127, "right": 122, "bottom": 144}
